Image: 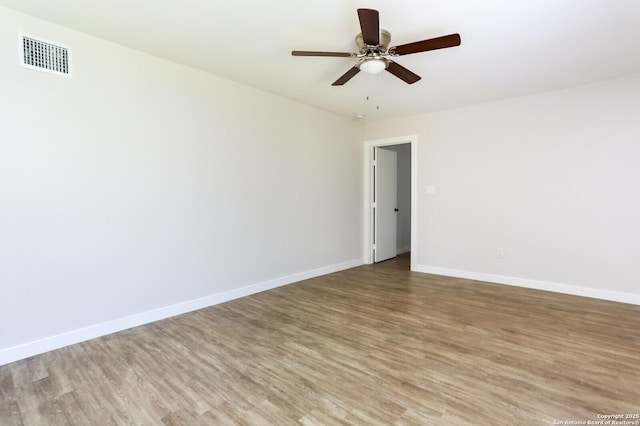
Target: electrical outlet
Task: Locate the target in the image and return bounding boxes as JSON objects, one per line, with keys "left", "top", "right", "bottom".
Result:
{"left": 497, "top": 248, "right": 505, "bottom": 258}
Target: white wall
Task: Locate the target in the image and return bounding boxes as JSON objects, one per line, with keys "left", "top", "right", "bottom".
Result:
{"left": 364, "top": 73, "right": 640, "bottom": 304}
{"left": 0, "top": 7, "right": 363, "bottom": 364}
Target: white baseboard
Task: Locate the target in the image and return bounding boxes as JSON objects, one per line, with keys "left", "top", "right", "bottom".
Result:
{"left": 414, "top": 264, "right": 640, "bottom": 306}
{"left": 0, "top": 258, "right": 364, "bottom": 366}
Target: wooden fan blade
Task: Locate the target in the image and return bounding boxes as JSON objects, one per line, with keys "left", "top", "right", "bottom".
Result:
{"left": 391, "top": 33, "right": 461, "bottom": 56}
{"left": 358, "top": 8, "right": 379, "bottom": 46}
{"left": 386, "top": 61, "right": 421, "bottom": 84}
{"left": 292, "top": 51, "right": 354, "bottom": 57}
{"left": 332, "top": 66, "right": 361, "bottom": 86}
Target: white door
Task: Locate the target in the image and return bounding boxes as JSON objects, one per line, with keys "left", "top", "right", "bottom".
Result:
{"left": 374, "top": 147, "right": 397, "bottom": 262}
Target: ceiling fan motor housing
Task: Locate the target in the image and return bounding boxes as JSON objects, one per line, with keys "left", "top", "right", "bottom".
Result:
{"left": 356, "top": 29, "right": 391, "bottom": 54}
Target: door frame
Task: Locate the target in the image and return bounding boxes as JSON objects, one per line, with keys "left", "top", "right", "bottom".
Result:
{"left": 363, "top": 135, "right": 418, "bottom": 270}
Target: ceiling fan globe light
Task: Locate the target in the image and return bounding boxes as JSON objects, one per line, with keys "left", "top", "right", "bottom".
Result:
{"left": 361, "top": 58, "right": 386, "bottom": 74}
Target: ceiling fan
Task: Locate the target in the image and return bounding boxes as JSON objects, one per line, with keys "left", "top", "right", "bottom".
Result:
{"left": 292, "top": 8, "right": 461, "bottom": 86}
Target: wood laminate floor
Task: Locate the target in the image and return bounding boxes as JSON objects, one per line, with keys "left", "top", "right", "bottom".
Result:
{"left": 1, "top": 254, "right": 639, "bottom": 425}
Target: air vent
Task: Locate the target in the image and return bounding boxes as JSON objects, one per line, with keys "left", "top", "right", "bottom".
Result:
{"left": 19, "top": 34, "right": 71, "bottom": 76}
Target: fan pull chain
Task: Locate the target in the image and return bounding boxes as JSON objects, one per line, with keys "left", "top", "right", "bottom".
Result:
{"left": 365, "top": 96, "right": 380, "bottom": 111}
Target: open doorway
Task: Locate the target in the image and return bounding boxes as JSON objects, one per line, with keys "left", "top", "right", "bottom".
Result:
{"left": 379, "top": 144, "right": 412, "bottom": 258}
{"left": 363, "top": 135, "right": 417, "bottom": 270}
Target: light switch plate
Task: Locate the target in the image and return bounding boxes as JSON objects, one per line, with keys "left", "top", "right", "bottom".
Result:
{"left": 425, "top": 185, "right": 436, "bottom": 195}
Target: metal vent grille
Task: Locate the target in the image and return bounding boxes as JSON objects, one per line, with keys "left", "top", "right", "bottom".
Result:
{"left": 20, "top": 35, "right": 71, "bottom": 76}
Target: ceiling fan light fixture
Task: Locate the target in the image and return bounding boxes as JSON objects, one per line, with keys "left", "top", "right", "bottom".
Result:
{"left": 360, "top": 58, "right": 386, "bottom": 74}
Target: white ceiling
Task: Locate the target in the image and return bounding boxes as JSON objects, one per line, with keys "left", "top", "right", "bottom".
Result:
{"left": 3, "top": 0, "right": 640, "bottom": 119}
